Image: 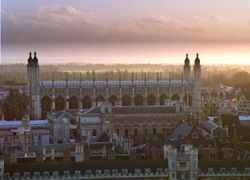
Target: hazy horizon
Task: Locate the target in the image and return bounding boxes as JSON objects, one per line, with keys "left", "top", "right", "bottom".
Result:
{"left": 2, "top": 42, "right": 250, "bottom": 65}
{"left": 1, "top": 0, "right": 250, "bottom": 64}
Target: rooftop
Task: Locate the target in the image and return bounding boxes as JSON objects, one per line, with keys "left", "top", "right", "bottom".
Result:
{"left": 0, "top": 120, "right": 48, "bottom": 128}
{"left": 4, "top": 160, "right": 168, "bottom": 174}
{"left": 167, "top": 121, "right": 192, "bottom": 141}
{"left": 40, "top": 80, "right": 191, "bottom": 87}
{"left": 83, "top": 105, "right": 177, "bottom": 115}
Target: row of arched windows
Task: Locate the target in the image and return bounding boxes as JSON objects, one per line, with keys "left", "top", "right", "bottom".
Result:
{"left": 41, "top": 94, "right": 192, "bottom": 119}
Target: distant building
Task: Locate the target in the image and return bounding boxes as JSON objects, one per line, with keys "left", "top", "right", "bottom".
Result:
{"left": 237, "top": 95, "right": 250, "bottom": 115}
{"left": 0, "top": 116, "right": 49, "bottom": 155}
{"left": 47, "top": 103, "right": 184, "bottom": 145}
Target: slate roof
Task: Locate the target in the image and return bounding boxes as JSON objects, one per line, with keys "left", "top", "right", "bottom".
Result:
{"left": 49, "top": 109, "right": 80, "bottom": 119}
{"left": 79, "top": 117, "right": 101, "bottom": 124}
{"left": 0, "top": 120, "right": 48, "bottom": 128}
{"left": 167, "top": 121, "right": 192, "bottom": 141}
{"left": 200, "top": 121, "right": 218, "bottom": 134}
{"left": 111, "top": 106, "right": 176, "bottom": 115}
{"left": 81, "top": 105, "right": 177, "bottom": 115}
{"left": 49, "top": 104, "right": 178, "bottom": 118}
{"left": 84, "top": 107, "right": 102, "bottom": 114}
{"left": 239, "top": 116, "right": 250, "bottom": 121}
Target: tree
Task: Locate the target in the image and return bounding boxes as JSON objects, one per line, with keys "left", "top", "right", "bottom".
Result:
{"left": 2, "top": 90, "right": 28, "bottom": 120}
{"left": 230, "top": 71, "right": 249, "bottom": 87}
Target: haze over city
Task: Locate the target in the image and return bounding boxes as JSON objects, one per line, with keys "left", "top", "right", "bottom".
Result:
{"left": 2, "top": 1, "right": 250, "bottom": 179}
{"left": 2, "top": 0, "right": 250, "bottom": 64}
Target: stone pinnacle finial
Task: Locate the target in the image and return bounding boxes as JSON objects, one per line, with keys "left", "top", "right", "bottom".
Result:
{"left": 185, "top": 53, "right": 190, "bottom": 66}
{"left": 195, "top": 53, "right": 200, "bottom": 65}
{"left": 34, "top": 52, "right": 37, "bottom": 58}
{"left": 28, "top": 52, "right": 32, "bottom": 63}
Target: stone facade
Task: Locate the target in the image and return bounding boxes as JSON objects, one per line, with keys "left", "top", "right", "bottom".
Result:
{"left": 164, "top": 145, "right": 198, "bottom": 180}
{"left": 0, "top": 118, "right": 49, "bottom": 155}
{"left": 26, "top": 53, "right": 202, "bottom": 119}
{"left": 27, "top": 52, "right": 41, "bottom": 119}
{"left": 47, "top": 104, "right": 184, "bottom": 145}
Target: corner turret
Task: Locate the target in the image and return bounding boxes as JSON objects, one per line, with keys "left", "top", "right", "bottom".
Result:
{"left": 183, "top": 53, "right": 191, "bottom": 81}
{"left": 27, "top": 52, "right": 41, "bottom": 119}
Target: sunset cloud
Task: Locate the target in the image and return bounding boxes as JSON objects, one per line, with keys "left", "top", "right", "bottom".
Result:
{"left": 2, "top": 5, "right": 250, "bottom": 44}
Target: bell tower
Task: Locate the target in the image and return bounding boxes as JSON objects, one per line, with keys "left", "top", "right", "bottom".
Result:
{"left": 27, "top": 52, "right": 41, "bottom": 119}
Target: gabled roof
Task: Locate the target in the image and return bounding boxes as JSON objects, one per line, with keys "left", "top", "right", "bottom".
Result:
{"left": 81, "top": 105, "right": 177, "bottom": 115}
{"left": 200, "top": 120, "right": 228, "bottom": 136}
{"left": 200, "top": 121, "right": 218, "bottom": 134}
{"left": 84, "top": 107, "right": 102, "bottom": 114}
{"left": 49, "top": 109, "right": 79, "bottom": 120}
{"left": 167, "top": 121, "right": 192, "bottom": 141}
{"left": 111, "top": 106, "right": 176, "bottom": 115}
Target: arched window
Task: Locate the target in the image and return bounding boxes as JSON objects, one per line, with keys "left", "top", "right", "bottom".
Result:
{"left": 109, "top": 95, "right": 118, "bottom": 106}
{"left": 135, "top": 95, "right": 143, "bottom": 106}
{"left": 41, "top": 96, "right": 51, "bottom": 119}
{"left": 171, "top": 94, "right": 180, "bottom": 101}
{"left": 69, "top": 96, "right": 78, "bottom": 109}
{"left": 147, "top": 94, "right": 156, "bottom": 105}
{"left": 96, "top": 95, "right": 105, "bottom": 106}
{"left": 122, "top": 95, "right": 131, "bottom": 106}
{"left": 55, "top": 96, "right": 65, "bottom": 111}
{"left": 82, "top": 96, "right": 92, "bottom": 109}
{"left": 160, "top": 94, "right": 167, "bottom": 105}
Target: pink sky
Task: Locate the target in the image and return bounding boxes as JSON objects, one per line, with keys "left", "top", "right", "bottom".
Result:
{"left": 1, "top": 1, "right": 250, "bottom": 64}
{"left": 2, "top": 43, "right": 250, "bottom": 65}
